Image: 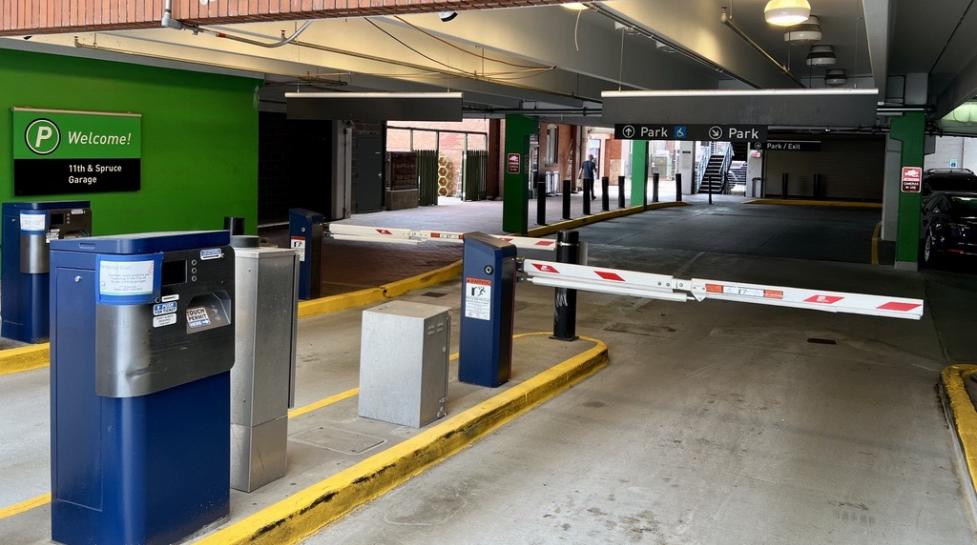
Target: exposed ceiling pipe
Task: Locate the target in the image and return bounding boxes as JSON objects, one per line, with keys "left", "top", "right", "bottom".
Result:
{"left": 162, "top": 0, "right": 313, "bottom": 47}
{"left": 584, "top": 2, "right": 762, "bottom": 89}
{"left": 720, "top": 8, "right": 805, "bottom": 87}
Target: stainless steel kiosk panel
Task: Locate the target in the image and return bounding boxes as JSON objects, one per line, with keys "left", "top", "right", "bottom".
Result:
{"left": 230, "top": 244, "right": 300, "bottom": 492}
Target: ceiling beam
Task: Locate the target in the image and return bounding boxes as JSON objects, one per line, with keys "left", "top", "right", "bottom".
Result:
{"left": 0, "top": 0, "right": 577, "bottom": 37}
{"left": 860, "top": 0, "right": 891, "bottom": 101}
{"left": 933, "top": 53, "right": 977, "bottom": 120}
{"left": 594, "top": 0, "right": 802, "bottom": 89}
{"left": 390, "top": 8, "right": 720, "bottom": 90}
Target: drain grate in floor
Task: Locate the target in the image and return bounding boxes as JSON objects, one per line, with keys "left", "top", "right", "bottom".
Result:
{"left": 807, "top": 337, "right": 838, "bottom": 345}
{"left": 421, "top": 291, "right": 448, "bottom": 298}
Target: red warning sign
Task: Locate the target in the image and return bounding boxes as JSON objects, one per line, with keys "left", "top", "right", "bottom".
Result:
{"left": 901, "top": 166, "right": 922, "bottom": 193}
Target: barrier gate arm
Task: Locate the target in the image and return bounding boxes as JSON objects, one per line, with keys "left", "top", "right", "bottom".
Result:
{"left": 521, "top": 258, "right": 925, "bottom": 320}
{"left": 327, "top": 224, "right": 557, "bottom": 251}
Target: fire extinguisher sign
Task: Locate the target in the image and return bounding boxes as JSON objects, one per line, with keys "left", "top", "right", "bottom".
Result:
{"left": 464, "top": 277, "right": 492, "bottom": 321}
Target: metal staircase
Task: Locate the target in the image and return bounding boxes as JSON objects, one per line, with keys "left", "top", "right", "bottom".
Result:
{"left": 699, "top": 145, "right": 732, "bottom": 194}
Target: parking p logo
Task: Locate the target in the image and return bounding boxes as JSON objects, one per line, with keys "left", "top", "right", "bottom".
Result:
{"left": 25, "top": 118, "right": 61, "bottom": 155}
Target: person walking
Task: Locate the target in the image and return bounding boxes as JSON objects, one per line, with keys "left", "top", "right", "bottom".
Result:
{"left": 579, "top": 154, "right": 598, "bottom": 200}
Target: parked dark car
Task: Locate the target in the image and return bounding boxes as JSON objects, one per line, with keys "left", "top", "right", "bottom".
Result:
{"left": 923, "top": 168, "right": 977, "bottom": 198}
{"left": 921, "top": 191, "right": 977, "bottom": 264}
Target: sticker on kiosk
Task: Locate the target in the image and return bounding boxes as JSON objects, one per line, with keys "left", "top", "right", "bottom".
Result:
{"left": 464, "top": 277, "right": 492, "bottom": 321}
{"left": 19, "top": 212, "right": 46, "bottom": 232}
{"left": 96, "top": 254, "right": 161, "bottom": 305}
{"left": 291, "top": 237, "right": 307, "bottom": 261}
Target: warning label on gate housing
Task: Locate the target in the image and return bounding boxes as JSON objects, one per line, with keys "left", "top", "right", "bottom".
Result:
{"left": 465, "top": 277, "right": 492, "bottom": 321}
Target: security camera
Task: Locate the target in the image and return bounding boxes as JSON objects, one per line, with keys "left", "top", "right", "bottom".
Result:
{"left": 438, "top": 11, "right": 458, "bottom": 22}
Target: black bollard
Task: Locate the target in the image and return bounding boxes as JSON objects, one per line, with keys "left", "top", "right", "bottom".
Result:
{"left": 782, "top": 172, "right": 789, "bottom": 198}
{"left": 618, "top": 176, "right": 626, "bottom": 208}
{"left": 552, "top": 230, "right": 580, "bottom": 341}
{"left": 652, "top": 172, "right": 660, "bottom": 203}
{"left": 601, "top": 177, "right": 610, "bottom": 211}
{"left": 562, "top": 179, "right": 572, "bottom": 220}
{"left": 536, "top": 178, "right": 547, "bottom": 226}
{"left": 224, "top": 216, "right": 245, "bottom": 235}
{"left": 676, "top": 173, "right": 683, "bottom": 202}
{"left": 583, "top": 179, "right": 592, "bottom": 215}
{"left": 643, "top": 176, "right": 649, "bottom": 209}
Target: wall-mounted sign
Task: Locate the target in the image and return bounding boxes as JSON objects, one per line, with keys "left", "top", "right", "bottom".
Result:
{"left": 12, "top": 108, "right": 141, "bottom": 196}
{"left": 614, "top": 124, "right": 767, "bottom": 142}
{"left": 765, "top": 140, "right": 821, "bottom": 152}
{"left": 901, "top": 166, "right": 922, "bottom": 193}
{"left": 506, "top": 152, "right": 521, "bottom": 175}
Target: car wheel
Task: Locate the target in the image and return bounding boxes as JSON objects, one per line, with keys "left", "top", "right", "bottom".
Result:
{"left": 923, "top": 230, "right": 937, "bottom": 265}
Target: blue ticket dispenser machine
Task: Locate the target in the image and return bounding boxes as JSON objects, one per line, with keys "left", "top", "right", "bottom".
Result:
{"left": 2, "top": 201, "right": 91, "bottom": 342}
{"left": 288, "top": 208, "right": 324, "bottom": 300}
{"left": 49, "top": 231, "right": 235, "bottom": 545}
{"left": 458, "top": 232, "right": 517, "bottom": 387}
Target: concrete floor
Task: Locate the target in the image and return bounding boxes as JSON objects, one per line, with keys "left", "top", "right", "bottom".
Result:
{"left": 0, "top": 283, "right": 594, "bottom": 544}
{"left": 4, "top": 201, "right": 975, "bottom": 545}
{"left": 299, "top": 210, "right": 976, "bottom": 545}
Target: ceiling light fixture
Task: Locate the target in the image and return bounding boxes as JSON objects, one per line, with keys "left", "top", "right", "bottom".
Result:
{"left": 784, "top": 15, "right": 822, "bottom": 44}
{"left": 562, "top": 2, "right": 589, "bottom": 10}
{"left": 806, "top": 44, "right": 837, "bottom": 67}
{"left": 438, "top": 11, "right": 458, "bottom": 22}
{"left": 825, "top": 69, "right": 848, "bottom": 86}
{"left": 764, "top": 0, "right": 811, "bottom": 27}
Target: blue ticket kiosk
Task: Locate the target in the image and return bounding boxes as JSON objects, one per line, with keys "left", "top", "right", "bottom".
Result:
{"left": 1, "top": 201, "right": 91, "bottom": 342}
{"left": 458, "top": 232, "right": 517, "bottom": 387}
{"left": 49, "top": 231, "right": 235, "bottom": 545}
{"left": 288, "top": 208, "right": 324, "bottom": 300}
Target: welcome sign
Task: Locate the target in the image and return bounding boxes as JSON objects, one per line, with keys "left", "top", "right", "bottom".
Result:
{"left": 12, "top": 108, "right": 141, "bottom": 196}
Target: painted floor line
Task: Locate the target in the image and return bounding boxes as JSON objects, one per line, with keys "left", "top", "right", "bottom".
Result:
{"left": 0, "top": 492, "right": 50, "bottom": 521}
{"left": 743, "top": 198, "right": 882, "bottom": 209}
{"left": 0, "top": 335, "right": 536, "bottom": 519}
{"left": 191, "top": 335, "right": 608, "bottom": 545}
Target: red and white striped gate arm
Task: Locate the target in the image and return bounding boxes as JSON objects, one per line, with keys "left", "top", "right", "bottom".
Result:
{"left": 522, "top": 259, "right": 924, "bottom": 320}
{"left": 687, "top": 278, "right": 924, "bottom": 320}
{"left": 327, "top": 224, "right": 556, "bottom": 251}
{"left": 523, "top": 259, "right": 690, "bottom": 302}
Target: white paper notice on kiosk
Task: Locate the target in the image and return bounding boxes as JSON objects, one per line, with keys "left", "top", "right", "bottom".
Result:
{"left": 464, "top": 277, "right": 492, "bottom": 321}
{"left": 99, "top": 260, "right": 155, "bottom": 296}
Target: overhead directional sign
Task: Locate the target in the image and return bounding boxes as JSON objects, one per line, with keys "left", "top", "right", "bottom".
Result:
{"left": 765, "top": 140, "right": 821, "bottom": 152}
{"left": 614, "top": 124, "right": 767, "bottom": 142}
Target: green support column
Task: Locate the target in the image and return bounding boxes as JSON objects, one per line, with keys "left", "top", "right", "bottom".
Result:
{"left": 890, "top": 112, "right": 926, "bottom": 269}
{"left": 502, "top": 114, "right": 537, "bottom": 234}
{"left": 630, "top": 140, "right": 649, "bottom": 208}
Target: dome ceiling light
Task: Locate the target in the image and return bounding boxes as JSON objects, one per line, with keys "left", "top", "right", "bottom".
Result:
{"left": 825, "top": 69, "right": 848, "bottom": 86}
{"left": 764, "top": 0, "right": 812, "bottom": 27}
{"left": 806, "top": 44, "right": 837, "bottom": 67}
{"left": 784, "top": 15, "right": 822, "bottom": 44}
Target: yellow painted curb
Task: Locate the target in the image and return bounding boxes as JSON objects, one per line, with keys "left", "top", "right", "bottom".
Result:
{"left": 743, "top": 198, "right": 882, "bottom": 209}
{"left": 0, "top": 492, "right": 51, "bottom": 521}
{"left": 296, "top": 260, "right": 462, "bottom": 320}
{"left": 380, "top": 260, "right": 462, "bottom": 299}
{"left": 0, "top": 344, "right": 50, "bottom": 377}
{"left": 192, "top": 335, "right": 609, "bottom": 545}
{"left": 528, "top": 201, "right": 688, "bottom": 237}
{"left": 941, "top": 364, "right": 977, "bottom": 495}
{"left": 870, "top": 222, "right": 881, "bottom": 266}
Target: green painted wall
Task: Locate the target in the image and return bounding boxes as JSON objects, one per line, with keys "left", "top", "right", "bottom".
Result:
{"left": 890, "top": 112, "right": 925, "bottom": 266}
{"left": 0, "top": 49, "right": 259, "bottom": 236}
{"left": 630, "top": 140, "right": 648, "bottom": 208}
{"left": 502, "top": 114, "right": 537, "bottom": 234}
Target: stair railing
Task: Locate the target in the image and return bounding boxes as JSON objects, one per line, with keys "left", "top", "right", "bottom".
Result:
{"left": 719, "top": 144, "right": 733, "bottom": 194}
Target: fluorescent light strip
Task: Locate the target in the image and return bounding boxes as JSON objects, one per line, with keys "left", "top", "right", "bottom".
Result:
{"left": 285, "top": 92, "right": 464, "bottom": 99}
{"left": 601, "top": 89, "right": 878, "bottom": 98}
